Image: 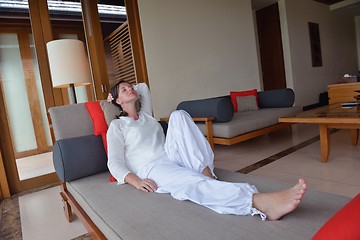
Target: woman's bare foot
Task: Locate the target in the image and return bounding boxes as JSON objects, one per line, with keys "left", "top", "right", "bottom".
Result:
{"left": 253, "top": 179, "right": 307, "bottom": 220}
{"left": 202, "top": 166, "right": 216, "bottom": 179}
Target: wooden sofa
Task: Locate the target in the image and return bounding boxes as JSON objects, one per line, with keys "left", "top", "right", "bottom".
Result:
{"left": 48, "top": 102, "right": 353, "bottom": 240}
{"left": 173, "top": 88, "right": 302, "bottom": 149}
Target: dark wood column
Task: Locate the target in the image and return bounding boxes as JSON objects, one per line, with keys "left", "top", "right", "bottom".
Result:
{"left": 0, "top": 81, "right": 19, "bottom": 194}
{"left": 0, "top": 150, "right": 10, "bottom": 199}
{"left": 28, "top": 0, "right": 64, "bottom": 107}
{"left": 125, "top": 0, "right": 149, "bottom": 85}
{"left": 80, "top": 0, "right": 109, "bottom": 100}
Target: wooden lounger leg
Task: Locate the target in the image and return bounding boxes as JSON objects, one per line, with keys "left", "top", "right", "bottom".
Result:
{"left": 205, "top": 120, "right": 214, "bottom": 151}
{"left": 60, "top": 184, "right": 73, "bottom": 222}
{"left": 287, "top": 123, "right": 293, "bottom": 134}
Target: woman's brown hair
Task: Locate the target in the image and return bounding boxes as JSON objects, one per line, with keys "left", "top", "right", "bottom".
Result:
{"left": 110, "top": 80, "right": 141, "bottom": 118}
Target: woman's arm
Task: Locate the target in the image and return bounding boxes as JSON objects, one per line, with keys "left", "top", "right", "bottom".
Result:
{"left": 107, "top": 121, "right": 157, "bottom": 192}
{"left": 124, "top": 173, "right": 157, "bottom": 192}
{"left": 107, "top": 122, "right": 130, "bottom": 184}
{"left": 134, "top": 82, "right": 153, "bottom": 115}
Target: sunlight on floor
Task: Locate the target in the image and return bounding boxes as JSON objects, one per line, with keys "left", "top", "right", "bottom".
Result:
{"left": 16, "top": 152, "right": 55, "bottom": 180}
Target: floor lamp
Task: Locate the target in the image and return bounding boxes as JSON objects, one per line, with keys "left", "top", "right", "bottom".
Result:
{"left": 47, "top": 39, "right": 91, "bottom": 104}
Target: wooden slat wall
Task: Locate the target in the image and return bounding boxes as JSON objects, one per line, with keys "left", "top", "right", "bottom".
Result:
{"left": 108, "top": 21, "right": 137, "bottom": 85}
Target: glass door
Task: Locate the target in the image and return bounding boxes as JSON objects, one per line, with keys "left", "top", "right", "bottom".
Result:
{"left": 0, "top": 31, "right": 54, "bottom": 181}
{"left": 0, "top": 29, "right": 92, "bottom": 183}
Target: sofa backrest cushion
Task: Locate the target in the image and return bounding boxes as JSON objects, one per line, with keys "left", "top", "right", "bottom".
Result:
{"left": 49, "top": 103, "right": 93, "bottom": 140}
{"left": 53, "top": 134, "right": 108, "bottom": 182}
{"left": 230, "top": 89, "right": 258, "bottom": 112}
{"left": 177, "top": 96, "right": 234, "bottom": 123}
{"left": 100, "top": 100, "right": 121, "bottom": 126}
{"left": 258, "top": 88, "right": 295, "bottom": 108}
{"left": 85, "top": 101, "right": 108, "bottom": 136}
{"left": 236, "top": 95, "right": 259, "bottom": 112}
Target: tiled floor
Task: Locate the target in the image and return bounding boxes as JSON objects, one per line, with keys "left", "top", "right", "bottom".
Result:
{"left": 4, "top": 124, "right": 360, "bottom": 239}
{"left": 19, "top": 187, "right": 87, "bottom": 240}
{"left": 249, "top": 129, "right": 360, "bottom": 198}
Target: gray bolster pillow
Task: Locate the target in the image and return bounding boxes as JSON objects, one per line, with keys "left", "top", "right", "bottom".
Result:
{"left": 176, "top": 96, "right": 234, "bottom": 123}
{"left": 53, "top": 135, "right": 108, "bottom": 182}
{"left": 258, "top": 88, "right": 295, "bottom": 108}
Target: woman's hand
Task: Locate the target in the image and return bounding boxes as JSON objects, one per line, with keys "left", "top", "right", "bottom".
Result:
{"left": 125, "top": 173, "right": 157, "bottom": 192}
{"left": 107, "top": 93, "right": 114, "bottom": 103}
{"left": 135, "top": 178, "right": 158, "bottom": 193}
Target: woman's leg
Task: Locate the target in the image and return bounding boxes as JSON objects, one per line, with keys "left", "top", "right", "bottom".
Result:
{"left": 165, "top": 110, "right": 215, "bottom": 177}
{"left": 252, "top": 179, "right": 307, "bottom": 220}
{"left": 145, "top": 159, "right": 306, "bottom": 220}
{"left": 146, "top": 159, "right": 259, "bottom": 216}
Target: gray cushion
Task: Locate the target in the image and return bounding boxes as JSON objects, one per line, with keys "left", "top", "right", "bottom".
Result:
{"left": 100, "top": 100, "right": 121, "bottom": 126}
{"left": 67, "top": 169, "right": 350, "bottom": 240}
{"left": 236, "top": 95, "right": 258, "bottom": 112}
{"left": 49, "top": 103, "right": 94, "bottom": 140}
{"left": 53, "top": 134, "right": 108, "bottom": 182}
{"left": 177, "top": 96, "right": 234, "bottom": 123}
{"left": 258, "top": 88, "right": 295, "bottom": 108}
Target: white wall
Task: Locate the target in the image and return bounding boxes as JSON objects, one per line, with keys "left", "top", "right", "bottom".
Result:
{"left": 138, "top": 0, "right": 261, "bottom": 118}
{"left": 281, "top": 0, "right": 358, "bottom": 107}
{"left": 138, "top": 0, "right": 358, "bottom": 114}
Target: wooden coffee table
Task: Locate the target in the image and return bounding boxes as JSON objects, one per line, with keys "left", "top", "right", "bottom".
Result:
{"left": 279, "top": 103, "right": 360, "bottom": 162}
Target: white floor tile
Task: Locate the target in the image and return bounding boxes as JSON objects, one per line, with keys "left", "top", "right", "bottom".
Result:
{"left": 19, "top": 186, "right": 87, "bottom": 240}
{"left": 248, "top": 130, "right": 360, "bottom": 198}
{"left": 214, "top": 124, "right": 320, "bottom": 169}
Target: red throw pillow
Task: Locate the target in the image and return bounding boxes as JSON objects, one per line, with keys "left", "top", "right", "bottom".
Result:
{"left": 312, "top": 193, "right": 360, "bottom": 240}
{"left": 85, "top": 102, "right": 116, "bottom": 182}
{"left": 230, "top": 89, "right": 258, "bottom": 112}
{"left": 85, "top": 102, "right": 108, "bottom": 136}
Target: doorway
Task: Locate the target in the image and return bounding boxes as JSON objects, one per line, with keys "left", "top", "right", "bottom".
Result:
{"left": 0, "top": 31, "right": 54, "bottom": 178}
{"left": 0, "top": 29, "right": 92, "bottom": 182}
{"left": 256, "top": 3, "right": 286, "bottom": 90}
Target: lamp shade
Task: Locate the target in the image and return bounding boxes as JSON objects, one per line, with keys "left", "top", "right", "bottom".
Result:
{"left": 47, "top": 39, "right": 91, "bottom": 88}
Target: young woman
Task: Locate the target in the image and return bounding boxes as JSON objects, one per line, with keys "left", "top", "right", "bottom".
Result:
{"left": 106, "top": 80, "right": 307, "bottom": 221}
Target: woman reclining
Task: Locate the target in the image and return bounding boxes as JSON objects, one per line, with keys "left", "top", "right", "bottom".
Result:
{"left": 106, "top": 81, "right": 307, "bottom": 221}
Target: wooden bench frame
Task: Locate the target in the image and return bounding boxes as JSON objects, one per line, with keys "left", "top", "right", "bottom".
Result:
{"left": 60, "top": 182, "right": 106, "bottom": 239}
{"left": 160, "top": 117, "right": 293, "bottom": 150}
{"left": 212, "top": 122, "right": 293, "bottom": 146}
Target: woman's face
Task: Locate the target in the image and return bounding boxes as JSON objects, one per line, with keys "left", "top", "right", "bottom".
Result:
{"left": 115, "top": 82, "right": 138, "bottom": 106}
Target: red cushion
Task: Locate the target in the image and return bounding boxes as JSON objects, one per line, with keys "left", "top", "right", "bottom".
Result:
{"left": 85, "top": 102, "right": 108, "bottom": 136}
{"left": 312, "top": 193, "right": 360, "bottom": 240}
{"left": 85, "top": 102, "right": 116, "bottom": 182}
{"left": 230, "top": 89, "right": 258, "bottom": 112}
{"left": 109, "top": 175, "right": 117, "bottom": 182}
{"left": 101, "top": 132, "right": 108, "bottom": 153}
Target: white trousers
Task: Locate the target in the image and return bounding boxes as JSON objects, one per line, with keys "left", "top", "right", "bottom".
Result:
{"left": 137, "top": 110, "right": 266, "bottom": 219}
